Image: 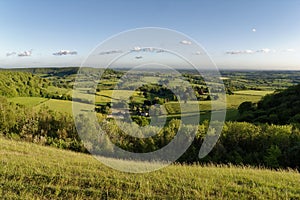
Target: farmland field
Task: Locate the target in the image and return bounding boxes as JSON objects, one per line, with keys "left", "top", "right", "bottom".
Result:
{"left": 46, "top": 86, "right": 70, "bottom": 95}
{"left": 233, "top": 90, "right": 274, "bottom": 96}
{"left": 35, "top": 99, "right": 73, "bottom": 114}
{"left": 96, "top": 90, "right": 144, "bottom": 103}
{"left": 7, "top": 89, "right": 273, "bottom": 121}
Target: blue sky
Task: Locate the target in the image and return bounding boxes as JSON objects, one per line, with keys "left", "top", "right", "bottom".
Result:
{"left": 0, "top": 0, "right": 300, "bottom": 69}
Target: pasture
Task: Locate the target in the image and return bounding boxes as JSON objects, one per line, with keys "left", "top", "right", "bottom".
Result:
{"left": 8, "top": 97, "right": 48, "bottom": 107}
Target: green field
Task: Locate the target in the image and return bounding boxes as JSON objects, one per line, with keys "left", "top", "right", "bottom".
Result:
{"left": 163, "top": 91, "right": 273, "bottom": 122}
{"left": 8, "top": 98, "right": 86, "bottom": 115}
{"left": 233, "top": 90, "right": 274, "bottom": 96}
{"left": 8, "top": 97, "right": 87, "bottom": 115}
{"left": 96, "top": 90, "right": 144, "bottom": 103}
{"left": 8, "top": 97, "right": 48, "bottom": 107}
{"left": 0, "top": 137, "right": 299, "bottom": 199}
{"left": 7, "top": 89, "right": 273, "bottom": 121}
{"left": 226, "top": 93, "right": 269, "bottom": 109}
{"left": 35, "top": 99, "right": 73, "bottom": 114}
{"left": 46, "top": 86, "right": 70, "bottom": 95}
{"left": 95, "top": 89, "right": 273, "bottom": 111}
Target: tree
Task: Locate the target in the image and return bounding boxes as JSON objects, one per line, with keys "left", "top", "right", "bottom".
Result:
{"left": 238, "top": 101, "right": 255, "bottom": 114}
{"left": 206, "top": 95, "right": 211, "bottom": 101}
{"left": 264, "top": 145, "right": 282, "bottom": 168}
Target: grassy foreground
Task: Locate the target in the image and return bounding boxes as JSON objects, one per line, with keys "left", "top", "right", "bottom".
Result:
{"left": 0, "top": 137, "right": 299, "bottom": 199}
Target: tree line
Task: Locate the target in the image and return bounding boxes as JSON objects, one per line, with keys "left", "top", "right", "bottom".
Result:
{"left": 238, "top": 84, "right": 300, "bottom": 124}
{"left": 0, "top": 71, "right": 73, "bottom": 100}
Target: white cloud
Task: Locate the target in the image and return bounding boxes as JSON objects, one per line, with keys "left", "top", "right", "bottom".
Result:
{"left": 256, "top": 48, "right": 272, "bottom": 53}
{"left": 252, "top": 28, "right": 256, "bottom": 32}
{"left": 6, "top": 52, "right": 16, "bottom": 56}
{"left": 180, "top": 40, "right": 192, "bottom": 45}
{"left": 53, "top": 50, "right": 77, "bottom": 56}
{"left": 226, "top": 50, "right": 254, "bottom": 55}
{"left": 132, "top": 46, "right": 141, "bottom": 51}
{"left": 284, "top": 48, "right": 295, "bottom": 52}
{"left": 226, "top": 48, "right": 277, "bottom": 55}
{"left": 99, "top": 50, "right": 123, "bottom": 55}
{"left": 18, "top": 50, "right": 32, "bottom": 57}
{"left": 194, "top": 51, "right": 204, "bottom": 55}
{"left": 130, "top": 47, "right": 166, "bottom": 53}
{"left": 244, "top": 50, "right": 254, "bottom": 54}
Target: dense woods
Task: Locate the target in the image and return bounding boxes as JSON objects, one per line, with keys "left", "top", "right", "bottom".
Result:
{"left": 0, "top": 71, "right": 73, "bottom": 100}
{"left": 0, "top": 71, "right": 49, "bottom": 97}
{"left": 238, "top": 84, "right": 300, "bottom": 124}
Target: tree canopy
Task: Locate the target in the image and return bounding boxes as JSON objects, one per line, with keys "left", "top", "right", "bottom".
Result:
{"left": 238, "top": 84, "right": 300, "bottom": 124}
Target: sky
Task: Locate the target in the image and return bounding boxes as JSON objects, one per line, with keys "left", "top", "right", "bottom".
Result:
{"left": 0, "top": 0, "right": 300, "bottom": 69}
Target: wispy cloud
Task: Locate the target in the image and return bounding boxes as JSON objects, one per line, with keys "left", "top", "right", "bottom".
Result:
{"left": 284, "top": 48, "right": 295, "bottom": 52}
{"left": 256, "top": 48, "right": 272, "bottom": 53}
{"left": 130, "top": 47, "right": 166, "bottom": 53}
{"left": 226, "top": 50, "right": 254, "bottom": 55}
{"left": 156, "top": 49, "right": 165, "bottom": 53}
{"left": 132, "top": 46, "right": 141, "bottom": 51}
{"left": 226, "top": 48, "right": 276, "bottom": 55}
{"left": 194, "top": 51, "right": 204, "bottom": 55}
{"left": 6, "top": 52, "right": 16, "bottom": 56}
{"left": 180, "top": 40, "right": 192, "bottom": 45}
{"left": 18, "top": 50, "right": 32, "bottom": 57}
{"left": 53, "top": 50, "right": 77, "bottom": 56}
{"left": 99, "top": 50, "right": 123, "bottom": 55}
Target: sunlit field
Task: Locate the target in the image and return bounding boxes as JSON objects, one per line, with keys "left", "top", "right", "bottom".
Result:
{"left": 1, "top": 137, "right": 299, "bottom": 199}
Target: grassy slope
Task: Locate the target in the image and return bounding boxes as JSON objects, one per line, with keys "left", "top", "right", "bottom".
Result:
{"left": 1, "top": 137, "right": 299, "bottom": 199}
{"left": 8, "top": 98, "right": 91, "bottom": 115}
{"left": 35, "top": 99, "right": 73, "bottom": 114}
{"left": 8, "top": 97, "right": 49, "bottom": 107}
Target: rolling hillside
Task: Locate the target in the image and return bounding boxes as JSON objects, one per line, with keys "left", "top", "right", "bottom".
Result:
{"left": 238, "top": 84, "right": 300, "bottom": 124}
{"left": 0, "top": 137, "right": 299, "bottom": 199}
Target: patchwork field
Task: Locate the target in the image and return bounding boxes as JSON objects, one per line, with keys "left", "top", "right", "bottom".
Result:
{"left": 7, "top": 89, "right": 274, "bottom": 121}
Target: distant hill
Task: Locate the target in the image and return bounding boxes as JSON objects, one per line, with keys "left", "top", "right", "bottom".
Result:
{"left": 238, "top": 84, "right": 300, "bottom": 124}
{"left": 0, "top": 67, "right": 80, "bottom": 77}
{"left": 0, "top": 67, "right": 122, "bottom": 79}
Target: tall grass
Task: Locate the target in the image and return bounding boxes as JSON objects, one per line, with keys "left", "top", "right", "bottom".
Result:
{"left": 1, "top": 137, "right": 299, "bottom": 199}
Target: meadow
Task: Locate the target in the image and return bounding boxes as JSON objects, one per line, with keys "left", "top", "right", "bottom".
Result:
{"left": 8, "top": 97, "right": 49, "bottom": 107}
{"left": 1, "top": 137, "right": 299, "bottom": 199}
